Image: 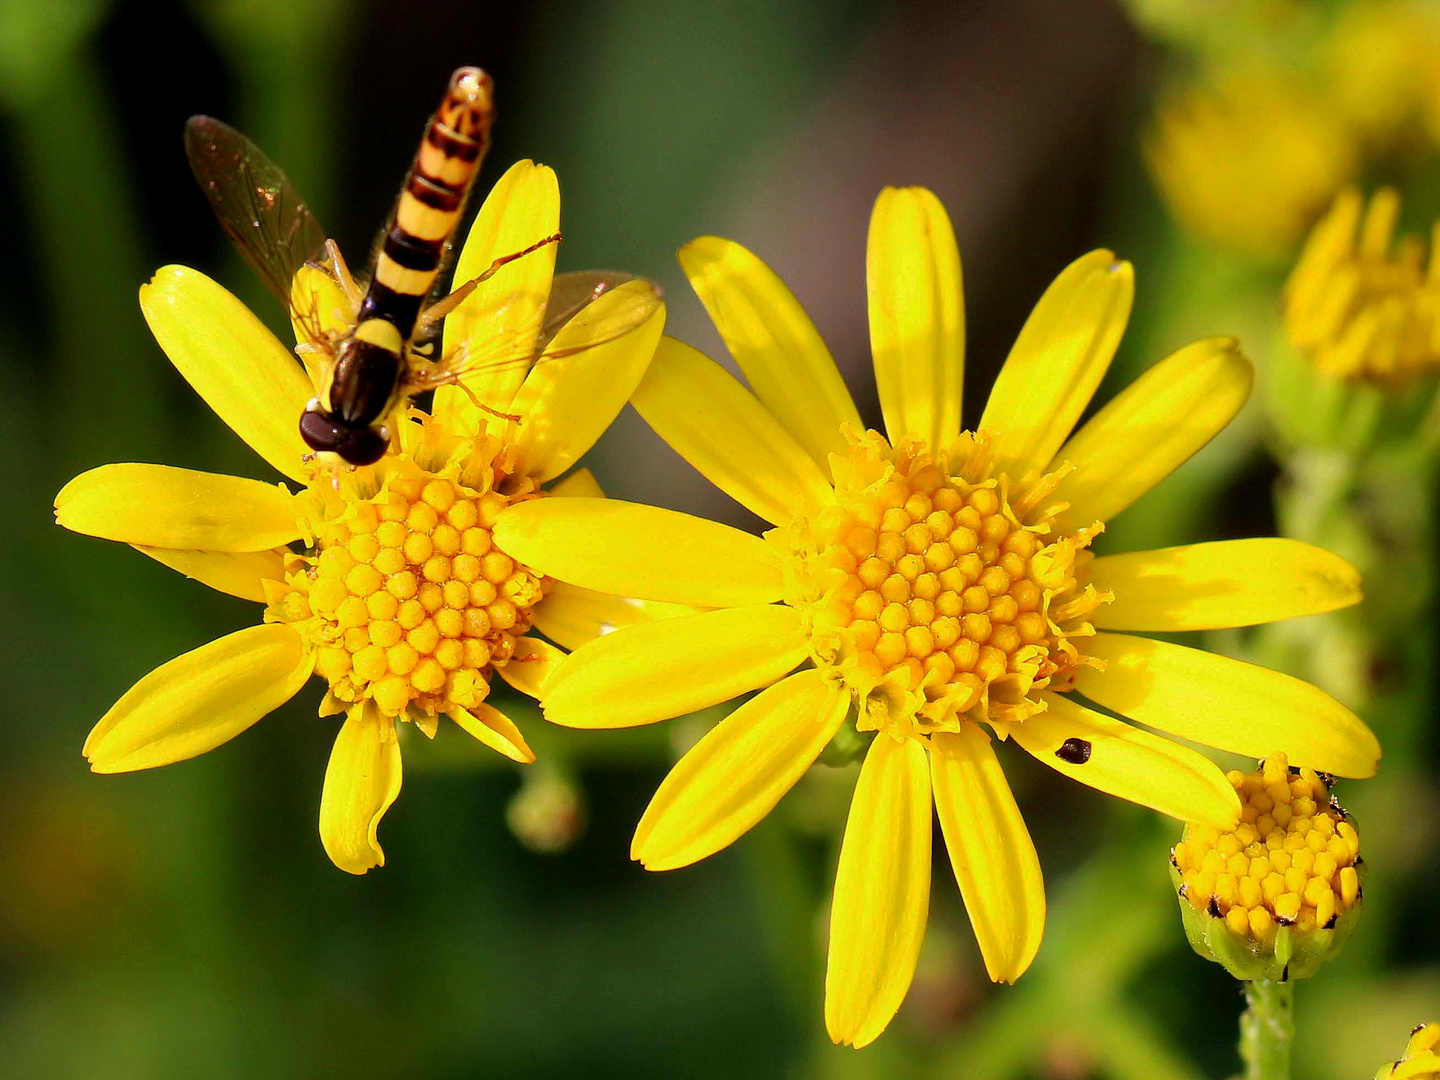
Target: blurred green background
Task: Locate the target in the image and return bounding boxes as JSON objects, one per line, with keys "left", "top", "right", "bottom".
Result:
{"left": 3, "top": 0, "right": 1439, "bottom": 1076}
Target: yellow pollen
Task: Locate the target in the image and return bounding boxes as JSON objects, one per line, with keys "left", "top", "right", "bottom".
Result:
{"left": 272, "top": 472, "right": 545, "bottom": 718}
{"left": 1174, "top": 753, "right": 1361, "bottom": 947}
{"left": 787, "top": 430, "right": 1106, "bottom": 736}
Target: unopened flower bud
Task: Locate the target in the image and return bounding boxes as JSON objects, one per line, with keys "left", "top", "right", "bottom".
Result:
{"left": 1376, "top": 1022, "right": 1440, "bottom": 1079}
{"left": 506, "top": 769, "right": 585, "bottom": 854}
{"left": 1171, "top": 753, "right": 1364, "bottom": 981}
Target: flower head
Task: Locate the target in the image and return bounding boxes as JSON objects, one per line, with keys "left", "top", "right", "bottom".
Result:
{"left": 1173, "top": 753, "right": 1363, "bottom": 981}
{"left": 55, "top": 161, "right": 665, "bottom": 874}
{"left": 1377, "top": 1023, "right": 1440, "bottom": 1080}
{"left": 1285, "top": 187, "right": 1440, "bottom": 381}
{"left": 1145, "top": 67, "right": 1358, "bottom": 258}
{"left": 493, "top": 186, "right": 1379, "bottom": 1046}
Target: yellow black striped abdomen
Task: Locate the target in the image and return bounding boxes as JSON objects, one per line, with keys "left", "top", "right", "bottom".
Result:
{"left": 358, "top": 66, "right": 494, "bottom": 337}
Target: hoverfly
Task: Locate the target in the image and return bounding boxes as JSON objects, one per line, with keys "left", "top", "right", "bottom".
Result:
{"left": 184, "top": 66, "right": 661, "bottom": 466}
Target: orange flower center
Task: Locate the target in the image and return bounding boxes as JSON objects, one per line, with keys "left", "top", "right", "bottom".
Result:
{"left": 270, "top": 453, "right": 545, "bottom": 719}
{"left": 786, "top": 430, "right": 1107, "bottom": 736}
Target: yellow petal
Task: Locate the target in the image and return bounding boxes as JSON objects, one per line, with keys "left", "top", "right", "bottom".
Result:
{"left": 531, "top": 581, "right": 696, "bottom": 652}
{"left": 496, "top": 635, "right": 566, "bottom": 699}
{"left": 548, "top": 467, "right": 605, "bottom": 498}
{"left": 868, "top": 186, "right": 965, "bottom": 449}
{"left": 825, "top": 734, "right": 932, "bottom": 1049}
{"left": 1014, "top": 693, "right": 1240, "bottom": 827}
{"left": 631, "top": 336, "right": 832, "bottom": 526}
{"left": 290, "top": 263, "right": 355, "bottom": 350}
{"left": 494, "top": 497, "right": 784, "bottom": 608}
{"left": 1048, "top": 337, "right": 1252, "bottom": 530}
{"left": 1075, "top": 633, "right": 1381, "bottom": 778}
{"left": 451, "top": 702, "right": 535, "bottom": 763}
{"left": 84, "top": 624, "right": 312, "bottom": 773}
{"left": 56, "top": 463, "right": 300, "bottom": 551}
{"left": 140, "top": 265, "right": 312, "bottom": 482}
{"left": 131, "top": 545, "right": 286, "bottom": 603}
{"left": 436, "top": 161, "right": 560, "bottom": 429}
{"left": 1090, "top": 538, "right": 1362, "bottom": 631}
{"left": 632, "top": 669, "right": 848, "bottom": 870}
{"left": 979, "top": 251, "right": 1134, "bottom": 481}
{"left": 319, "top": 703, "right": 403, "bottom": 875}
{"left": 929, "top": 725, "right": 1044, "bottom": 983}
{"left": 509, "top": 279, "right": 666, "bottom": 482}
{"left": 543, "top": 605, "right": 809, "bottom": 728}
{"left": 679, "top": 235, "right": 860, "bottom": 470}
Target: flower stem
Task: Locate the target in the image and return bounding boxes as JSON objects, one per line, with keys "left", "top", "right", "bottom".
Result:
{"left": 1240, "top": 979, "right": 1293, "bottom": 1080}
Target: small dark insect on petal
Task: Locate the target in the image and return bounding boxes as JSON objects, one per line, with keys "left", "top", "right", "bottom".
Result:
{"left": 1056, "top": 737, "right": 1092, "bottom": 764}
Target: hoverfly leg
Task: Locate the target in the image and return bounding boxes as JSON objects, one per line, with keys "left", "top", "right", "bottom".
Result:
{"left": 415, "top": 232, "right": 564, "bottom": 333}
{"left": 443, "top": 371, "right": 522, "bottom": 424}
{"left": 325, "top": 239, "right": 365, "bottom": 311}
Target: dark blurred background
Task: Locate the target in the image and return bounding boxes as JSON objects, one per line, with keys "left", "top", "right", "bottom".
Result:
{"left": 3, "top": 1, "right": 1437, "bottom": 1076}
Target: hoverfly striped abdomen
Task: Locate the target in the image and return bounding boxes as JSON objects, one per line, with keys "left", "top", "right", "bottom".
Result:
{"left": 303, "top": 67, "right": 495, "bottom": 465}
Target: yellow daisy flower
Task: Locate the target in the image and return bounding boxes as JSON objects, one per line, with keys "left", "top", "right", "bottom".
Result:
{"left": 54, "top": 161, "right": 666, "bottom": 875}
{"left": 1284, "top": 186, "right": 1440, "bottom": 381}
{"left": 493, "top": 186, "right": 1380, "bottom": 1046}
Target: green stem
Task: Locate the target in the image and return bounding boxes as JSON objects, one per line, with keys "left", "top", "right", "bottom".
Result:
{"left": 1240, "top": 979, "right": 1293, "bottom": 1080}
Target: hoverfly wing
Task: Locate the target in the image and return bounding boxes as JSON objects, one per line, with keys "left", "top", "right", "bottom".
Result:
{"left": 443, "top": 273, "right": 664, "bottom": 382}
{"left": 184, "top": 116, "right": 330, "bottom": 315}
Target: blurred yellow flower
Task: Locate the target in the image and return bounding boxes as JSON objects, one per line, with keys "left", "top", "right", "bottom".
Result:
{"left": 54, "top": 161, "right": 665, "bottom": 875}
{"left": 493, "top": 186, "right": 1380, "bottom": 1046}
{"left": 1285, "top": 187, "right": 1440, "bottom": 381}
{"left": 1377, "top": 1023, "right": 1440, "bottom": 1080}
{"left": 1324, "top": 1, "right": 1440, "bottom": 148}
{"left": 1145, "top": 67, "right": 1359, "bottom": 258}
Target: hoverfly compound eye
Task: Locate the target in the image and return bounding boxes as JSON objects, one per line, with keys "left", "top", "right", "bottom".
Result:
{"left": 338, "top": 425, "right": 389, "bottom": 466}
{"left": 299, "top": 407, "right": 345, "bottom": 453}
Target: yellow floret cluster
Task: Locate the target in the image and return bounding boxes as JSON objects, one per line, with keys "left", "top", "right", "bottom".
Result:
{"left": 1285, "top": 187, "right": 1440, "bottom": 381}
{"left": 791, "top": 430, "right": 1107, "bottom": 732}
{"left": 270, "top": 471, "right": 544, "bottom": 718}
{"left": 1174, "top": 753, "right": 1361, "bottom": 946}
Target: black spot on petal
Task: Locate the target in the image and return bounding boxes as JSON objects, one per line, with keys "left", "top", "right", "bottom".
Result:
{"left": 1056, "top": 737, "right": 1092, "bottom": 764}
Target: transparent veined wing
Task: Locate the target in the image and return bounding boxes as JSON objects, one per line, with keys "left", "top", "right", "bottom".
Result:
{"left": 433, "top": 272, "right": 665, "bottom": 385}
{"left": 184, "top": 116, "right": 329, "bottom": 315}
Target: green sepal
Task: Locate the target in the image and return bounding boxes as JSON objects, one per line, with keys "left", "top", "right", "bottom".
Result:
{"left": 1169, "top": 860, "right": 1366, "bottom": 982}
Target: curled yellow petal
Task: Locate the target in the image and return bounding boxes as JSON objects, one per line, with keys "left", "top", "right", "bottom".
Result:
{"left": 929, "top": 726, "right": 1044, "bottom": 984}
{"left": 1016, "top": 693, "right": 1241, "bottom": 827}
{"left": 496, "top": 635, "right": 566, "bottom": 700}
{"left": 825, "top": 734, "right": 932, "bottom": 1049}
{"left": 531, "top": 581, "right": 695, "bottom": 652}
{"left": 57, "top": 463, "right": 300, "bottom": 552}
{"left": 632, "top": 669, "right": 848, "bottom": 871}
{"left": 1049, "top": 337, "right": 1252, "bottom": 530}
{"left": 1090, "top": 538, "right": 1362, "bottom": 631}
{"left": 509, "top": 279, "right": 666, "bottom": 482}
{"left": 631, "top": 336, "right": 831, "bottom": 526}
{"left": 451, "top": 702, "right": 535, "bottom": 763}
{"left": 319, "top": 702, "right": 403, "bottom": 875}
{"left": 494, "top": 497, "right": 784, "bottom": 608}
{"left": 1075, "top": 633, "right": 1381, "bottom": 778}
{"left": 679, "top": 235, "right": 860, "bottom": 470}
{"left": 132, "top": 545, "right": 286, "bottom": 603}
{"left": 980, "top": 250, "right": 1133, "bottom": 482}
{"left": 868, "top": 186, "right": 965, "bottom": 449}
{"left": 85, "top": 624, "right": 312, "bottom": 773}
{"left": 141, "top": 265, "right": 312, "bottom": 482}
{"left": 543, "top": 605, "right": 809, "bottom": 728}
{"left": 436, "top": 160, "right": 560, "bottom": 428}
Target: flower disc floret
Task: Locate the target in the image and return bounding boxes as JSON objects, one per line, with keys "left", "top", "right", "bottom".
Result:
{"left": 1173, "top": 753, "right": 1362, "bottom": 980}
{"left": 269, "top": 426, "right": 545, "bottom": 720}
{"left": 786, "top": 429, "right": 1107, "bottom": 737}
